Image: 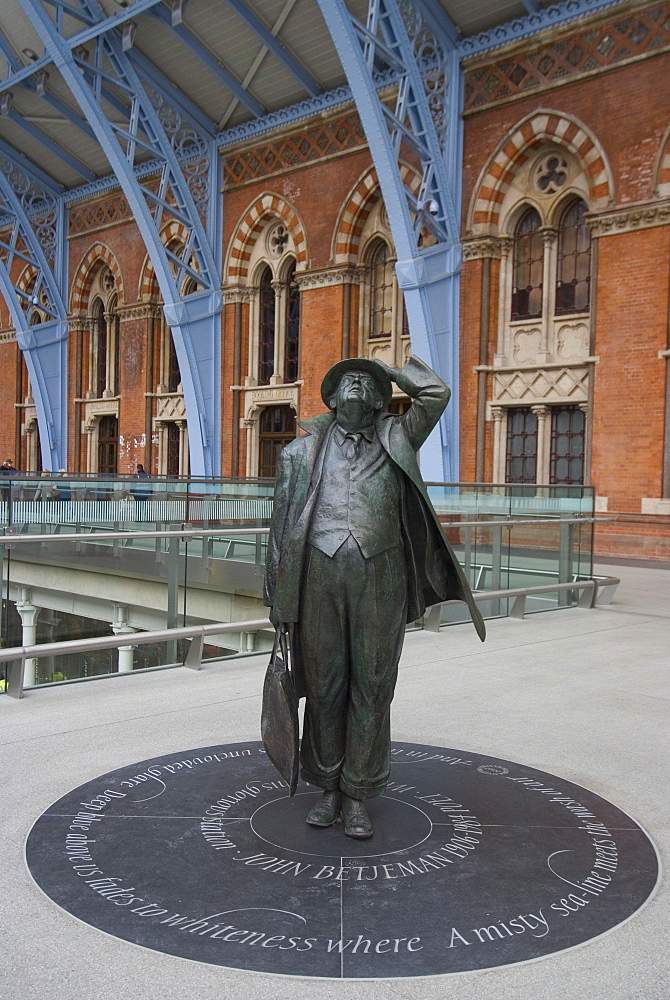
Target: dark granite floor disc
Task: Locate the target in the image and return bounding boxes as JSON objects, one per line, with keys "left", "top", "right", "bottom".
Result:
{"left": 26, "top": 741, "right": 659, "bottom": 979}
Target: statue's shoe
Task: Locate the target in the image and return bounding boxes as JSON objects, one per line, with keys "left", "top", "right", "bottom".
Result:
{"left": 306, "top": 790, "right": 341, "bottom": 827}
{"left": 341, "top": 795, "right": 373, "bottom": 839}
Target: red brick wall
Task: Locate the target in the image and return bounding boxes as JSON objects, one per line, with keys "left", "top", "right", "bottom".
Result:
{"left": 299, "top": 285, "right": 347, "bottom": 420}
{"left": 461, "top": 51, "right": 670, "bottom": 229}
{"left": 459, "top": 256, "right": 482, "bottom": 481}
{"left": 461, "top": 33, "right": 670, "bottom": 558}
{"left": 592, "top": 225, "right": 670, "bottom": 510}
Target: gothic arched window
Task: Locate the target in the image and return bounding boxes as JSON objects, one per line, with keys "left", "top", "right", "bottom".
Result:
{"left": 284, "top": 260, "right": 300, "bottom": 384}
{"left": 367, "top": 238, "right": 395, "bottom": 339}
{"left": 258, "top": 265, "right": 275, "bottom": 386}
{"left": 555, "top": 198, "right": 591, "bottom": 315}
{"left": 511, "top": 208, "right": 543, "bottom": 321}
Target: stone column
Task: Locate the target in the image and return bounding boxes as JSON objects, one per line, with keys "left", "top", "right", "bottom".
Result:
{"left": 540, "top": 228, "right": 558, "bottom": 362}
{"left": 177, "top": 420, "right": 188, "bottom": 477}
{"left": 271, "top": 279, "right": 285, "bottom": 384}
{"left": 532, "top": 405, "right": 551, "bottom": 486}
{"left": 491, "top": 407, "right": 505, "bottom": 483}
{"left": 111, "top": 604, "right": 136, "bottom": 673}
{"left": 15, "top": 587, "right": 41, "bottom": 687}
{"left": 103, "top": 311, "right": 115, "bottom": 397}
{"left": 494, "top": 237, "right": 513, "bottom": 364}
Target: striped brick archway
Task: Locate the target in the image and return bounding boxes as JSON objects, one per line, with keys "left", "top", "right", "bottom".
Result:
{"left": 138, "top": 221, "right": 192, "bottom": 300}
{"left": 468, "top": 111, "right": 614, "bottom": 235}
{"left": 225, "top": 193, "right": 307, "bottom": 282}
{"left": 333, "top": 165, "right": 421, "bottom": 263}
{"left": 70, "top": 243, "right": 123, "bottom": 313}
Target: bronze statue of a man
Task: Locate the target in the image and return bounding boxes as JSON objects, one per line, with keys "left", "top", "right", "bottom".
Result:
{"left": 264, "top": 356, "right": 485, "bottom": 839}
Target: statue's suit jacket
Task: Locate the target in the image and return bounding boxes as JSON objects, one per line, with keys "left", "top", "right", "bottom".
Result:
{"left": 264, "top": 357, "right": 486, "bottom": 680}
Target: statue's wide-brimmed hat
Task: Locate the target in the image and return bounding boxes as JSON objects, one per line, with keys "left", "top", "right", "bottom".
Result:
{"left": 321, "top": 358, "right": 393, "bottom": 409}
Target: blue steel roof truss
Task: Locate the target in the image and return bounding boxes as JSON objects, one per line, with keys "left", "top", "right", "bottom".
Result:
{"left": 0, "top": 159, "right": 65, "bottom": 325}
{"left": 353, "top": 0, "right": 459, "bottom": 249}
{"left": 22, "top": 0, "right": 219, "bottom": 295}
{"left": 17, "top": 0, "right": 225, "bottom": 476}
{"left": 0, "top": 153, "right": 68, "bottom": 469}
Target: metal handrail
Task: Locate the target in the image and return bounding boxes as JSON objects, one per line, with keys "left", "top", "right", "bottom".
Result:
{"left": 0, "top": 515, "right": 601, "bottom": 547}
{"left": 1, "top": 616, "right": 273, "bottom": 699}
{"left": 1, "top": 569, "right": 621, "bottom": 700}
{"left": 1, "top": 525, "right": 270, "bottom": 545}
{"left": 424, "top": 574, "right": 620, "bottom": 631}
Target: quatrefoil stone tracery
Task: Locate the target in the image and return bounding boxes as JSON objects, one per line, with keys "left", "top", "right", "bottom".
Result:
{"left": 266, "top": 223, "right": 289, "bottom": 257}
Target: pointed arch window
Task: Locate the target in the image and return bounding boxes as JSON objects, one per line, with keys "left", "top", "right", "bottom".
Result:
{"left": 166, "top": 335, "right": 181, "bottom": 393}
{"left": 555, "top": 198, "right": 591, "bottom": 315}
{"left": 90, "top": 294, "right": 119, "bottom": 398}
{"left": 92, "top": 298, "right": 107, "bottom": 399}
{"left": 284, "top": 260, "right": 301, "bottom": 384}
{"left": 368, "top": 238, "right": 395, "bottom": 339}
{"left": 356, "top": 228, "right": 410, "bottom": 372}
{"left": 511, "top": 208, "right": 543, "bottom": 321}
{"left": 258, "top": 265, "right": 275, "bottom": 386}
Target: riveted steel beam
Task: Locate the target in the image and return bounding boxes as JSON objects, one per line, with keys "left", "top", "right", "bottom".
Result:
{"left": 317, "top": 0, "right": 463, "bottom": 480}
{"left": 0, "top": 158, "right": 68, "bottom": 470}
{"left": 22, "top": 0, "right": 222, "bottom": 475}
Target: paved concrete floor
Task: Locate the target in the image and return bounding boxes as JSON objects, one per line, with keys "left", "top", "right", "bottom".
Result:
{"left": 1, "top": 561, "right": 668, "bottom": 1000}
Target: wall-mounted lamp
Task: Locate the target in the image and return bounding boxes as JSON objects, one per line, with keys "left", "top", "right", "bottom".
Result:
{"left": 0, "top": 93, "right": 13, "bottom": 117}
{"left": 121, "top": 21, "right": 137, "bottom": 52}
{"left": 22, "top": 48, "right": 39, "bottom": 63}
{"left": 35, "top": 70, "right": 49, "bottom": 97}
{"left": 171, "top": 0, "right": 187, "bottom": 26}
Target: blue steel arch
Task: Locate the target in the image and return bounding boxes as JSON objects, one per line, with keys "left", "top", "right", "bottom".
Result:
{"left": 22, "top": 0, "right": 223, "bottom": 476}
{"left": 0, "top": 154, "right": 68, "bottom": 471}
{"left": 316, "top": 0, "right": 463, "bottom": 481}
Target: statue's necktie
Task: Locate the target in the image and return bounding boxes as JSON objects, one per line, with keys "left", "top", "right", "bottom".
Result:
{"left": 342, "top": 433, "right": 362, "bottom": 460}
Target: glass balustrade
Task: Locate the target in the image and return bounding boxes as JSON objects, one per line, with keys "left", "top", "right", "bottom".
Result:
{"left": 0, "top": 476, "right": 595, "bottom": 691}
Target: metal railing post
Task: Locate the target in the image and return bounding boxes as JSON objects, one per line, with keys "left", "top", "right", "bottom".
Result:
{"left": 6, "top": 653, "right": 26, "bottom": 698}
{"left": 558, "top": 518, "right": 574, "bottom": 608}
{"left": 491, "top": 521, "right": 502, "bottom": 617}
{"left": 167, "top": 529, "right": 180, "bottom": 664}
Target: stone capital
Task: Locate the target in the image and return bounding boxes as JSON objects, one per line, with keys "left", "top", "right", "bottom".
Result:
{"left": 295, "top": 267, "right": 360, "bottom": 290}
{"left": 462, "top": 236, "right": 507, "bottom": 261}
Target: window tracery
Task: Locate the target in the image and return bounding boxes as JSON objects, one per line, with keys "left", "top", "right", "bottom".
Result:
{"left": 237, "top": 214, "right": 302, "bottom": 477}
{"left": 490, "top": 145, "right": 593, "bottom": 487}
{"left": 357, "top": 201, "right": 410, "bottom": 372}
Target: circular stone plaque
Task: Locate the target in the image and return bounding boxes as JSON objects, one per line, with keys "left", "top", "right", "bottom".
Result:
{"left": 26, "top": 742, "right": 658, "bottom": 979}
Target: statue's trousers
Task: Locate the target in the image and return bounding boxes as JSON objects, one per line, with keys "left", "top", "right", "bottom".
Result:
{"left": 298, "top": 536, "right": 407, "bottom": 799}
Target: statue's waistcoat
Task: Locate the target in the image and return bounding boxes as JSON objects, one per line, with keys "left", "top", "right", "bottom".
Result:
{"left": 307, "top": 425, "right": 402, "bottom": 559}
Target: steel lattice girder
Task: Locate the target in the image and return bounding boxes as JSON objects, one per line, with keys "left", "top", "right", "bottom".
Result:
{"left": 0, "top": 156, "right": 68, "bottom": 470}
{"left": 22, "top": 0, "right": 223, "bottom": 476}
{"left": 316, "top": 0, "right": 463, "bottom": 480}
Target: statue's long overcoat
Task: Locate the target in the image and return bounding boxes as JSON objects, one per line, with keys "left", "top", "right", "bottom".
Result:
{"left": 263, "top": 357, "right": 486, "bottom": 693}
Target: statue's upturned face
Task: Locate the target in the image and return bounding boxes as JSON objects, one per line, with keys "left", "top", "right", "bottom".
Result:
{"left": 331, "top": 371, "right": 381, "bottom": 411}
